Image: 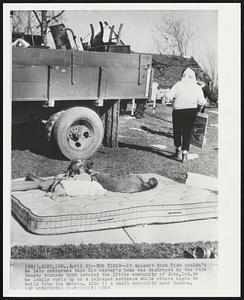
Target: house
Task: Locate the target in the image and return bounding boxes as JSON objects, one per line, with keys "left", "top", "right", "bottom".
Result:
{"left": 151, "top": 54, "right": 211, "bottom": 89}
{"left": 148, "top": 54, "right": 218, "bottom": 104}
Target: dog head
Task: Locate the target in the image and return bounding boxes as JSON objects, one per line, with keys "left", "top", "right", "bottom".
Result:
{"left": 148, "top": 177, "right": 158, "bottom": 188}
{"left": 83, "top": 159, "right": 94, "bottom": 174}
{"left": 67, "top": 159, "right": 94, "bottom": 176}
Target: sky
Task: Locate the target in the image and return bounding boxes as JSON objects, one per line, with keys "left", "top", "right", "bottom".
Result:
{"left": 59, "top": 10, "right": 217, "bottom": 68}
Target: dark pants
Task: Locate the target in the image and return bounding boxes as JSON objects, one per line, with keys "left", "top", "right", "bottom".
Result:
{"left": 120, "top": 100, "right": 128, "bottom": 113}
{"left": 172, "top": 108, "right": 197, "bottom": 151}
{"left": 120, "top": 99, "right": 146, "bottom": 116}
{"left": 135, "top": 99, "right": 146, "bottom": 116}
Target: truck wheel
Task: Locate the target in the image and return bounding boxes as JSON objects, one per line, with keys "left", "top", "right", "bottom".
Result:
{"left": 45, "top": 110, "right": 65, "bottom": 141}
{"left": 103, "top": 100, "right": 120, "bottom": 147}
{"left": 53, "top": 107, "right": 104, "bottom": 160}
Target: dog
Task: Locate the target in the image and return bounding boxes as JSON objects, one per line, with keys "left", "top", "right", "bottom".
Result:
{"left": 14, "top": 159, "right": 158, "bottom": 195}
{"left": 70, "top": 159, "right": 158, "bottom": 193}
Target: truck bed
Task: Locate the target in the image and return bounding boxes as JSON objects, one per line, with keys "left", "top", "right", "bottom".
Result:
{"left": 12, "top": 48, "right": 152, "bottom": 102}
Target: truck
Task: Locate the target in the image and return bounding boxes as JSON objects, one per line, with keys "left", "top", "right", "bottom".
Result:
{"left": 12, "top": 22, "right": 153, "bottom": 160}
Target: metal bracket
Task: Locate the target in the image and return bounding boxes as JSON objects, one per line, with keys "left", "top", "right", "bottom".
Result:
{"left": 138, "top": 54, "right": 142, "bottom": 85}
{"left": 43, "top": 98, "right": 55, "bottom": 108}
{"left": 45, "top": 64, "right": 55, "bottom": 107}
{"left": 97, "top": 66, "right": 104, "bottom": 102}
{"left": 145, "top": 65, "right": 153, "bottom": 97}
{"left": 71, "top": 51, "right": 74, "bottom": 85}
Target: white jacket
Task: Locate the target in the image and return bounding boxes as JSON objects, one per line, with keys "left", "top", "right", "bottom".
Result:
{"left": 168, "top": 68, "right": 207, "bottom": 110}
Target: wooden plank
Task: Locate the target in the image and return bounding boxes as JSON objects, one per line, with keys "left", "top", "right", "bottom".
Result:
{"left": 77, "top": 51, "right": 151, "bottom": 69}
{"left": 102, "top": 66, "right": 139, "bottom": 82}
{"left": 107, "top": 45, "right": 131, "bottom": 54}
{"left": 49, "top": 65, "right": 148, "bottom": 100}
{"left": 12, "top": 82, "right": 47, "bottom": 100}
{"left": 12, "top": 65, "right": 48, "bottom": 100}
{"left": 72, "top": 50, "right": 143, "bottom": 69}
{"left": 12, "top": 65, "right": 48, "bottom": 82}
{"left": 13, "top": 48, "right": 152, "bottom": 69}
{"left": 102, "top": 82, "right": 146, "bottom": 99}
{"left": 12, "top": 97, "right": 48, "bottom": 102}
{"left": 50, "top": 66, "right": 99, "bottom": 99}
{"left": 100, "top": 63, "right": 149, "bottom": 98}
{"left": 138, "top": 54, "right": 151, "bottom": 85}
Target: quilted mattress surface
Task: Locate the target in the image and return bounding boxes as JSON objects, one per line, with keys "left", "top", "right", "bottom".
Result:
{"left": 11, "top": 174, "right": 218, "bottom": 235}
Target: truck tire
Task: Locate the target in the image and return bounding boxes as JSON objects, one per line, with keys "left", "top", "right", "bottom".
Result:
{"left": 45, "top": 110, "right": 65, "bottom": 141}
{"left": 53, "top": 107, "right": 104, "bottom": 160}
{"left": 103, "top": 100, "right": 120, "bottom": 147}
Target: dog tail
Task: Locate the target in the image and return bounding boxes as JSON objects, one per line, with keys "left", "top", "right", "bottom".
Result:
{"left": 142, "top": 177, "right": 158, "bottom": 191}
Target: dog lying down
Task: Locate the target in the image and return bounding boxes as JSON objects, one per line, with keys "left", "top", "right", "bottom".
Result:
{"left": 12, "top": 159, "right": 158, "bottom": 197}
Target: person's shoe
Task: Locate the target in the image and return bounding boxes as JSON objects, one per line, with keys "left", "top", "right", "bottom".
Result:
{"left": 134, "top": 113, "right": 144, "bottom": 119}
{"left": 173, "top": 148, "right": 182, "bottom": 160}
{"left": 120, "top": 109, "right": 126, "bottom": 115}
{"left": 182, "top": 153, "right": 188, "bottom": 163}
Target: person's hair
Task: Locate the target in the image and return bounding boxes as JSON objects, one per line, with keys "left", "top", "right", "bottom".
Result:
{"left": 181, "top": 68, "right": 187, "bottom": 77}
{"left": 196, "top": 71, "right": 204, "bottom": 82}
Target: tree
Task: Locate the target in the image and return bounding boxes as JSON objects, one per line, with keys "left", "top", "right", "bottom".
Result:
{"left": 153, "top": 15, "right": 197, "bottom": 56}
{"left": 11, "top": 10, "right": 65, "bottom": 45}
{"left": 12, "top": 11, "right": 38, "bottom": 34}
{"left": 201, "top": 50, "right": 218, "bottom": 93}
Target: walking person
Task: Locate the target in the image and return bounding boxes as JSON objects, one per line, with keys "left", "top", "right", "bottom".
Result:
{"left": 168, "top": 68, "right": 207, "bottom": 162}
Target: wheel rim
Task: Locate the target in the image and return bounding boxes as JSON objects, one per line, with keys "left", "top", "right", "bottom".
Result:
{"left": 67, "top": 120, "right": 94, "bottom": 152}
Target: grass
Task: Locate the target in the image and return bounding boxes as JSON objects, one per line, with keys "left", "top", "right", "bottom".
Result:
{"left": 11, "top": 241, "right": 218, "bottom": 259}
{"left": 11, "top": 102, "right": 218, "bottom": 259}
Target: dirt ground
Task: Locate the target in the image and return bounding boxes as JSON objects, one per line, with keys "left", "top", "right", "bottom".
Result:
{"left": 12, "top": 103, "right": 218, "bottom": 183}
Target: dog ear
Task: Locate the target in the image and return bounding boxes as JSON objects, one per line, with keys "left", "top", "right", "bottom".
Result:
{"left": 88, "top": 160, "right": 94, "bottom": 168}
{"left": 67, "top": 159, "right": 84, "bottom": 173}
{"left": 69, "top": 159, "right": 83, "bottom": 166}
{"left": 83, "top": 160, "right": 94, "bottom": 171}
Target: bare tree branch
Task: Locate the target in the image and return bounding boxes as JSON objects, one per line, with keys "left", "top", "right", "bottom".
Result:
{"left": 32, "top": 10, "right": 42, "bottom": 27}
{"left": 153, "top": 15, "right": 197, "bottom": 56}
{"left": 200, "top": 49, "right": 218, "bottom": 93}
{"left": 12, "top": 10, "right": 65, "bottom": 45}
{"left": 51, "top": 10, "right": 65, "bottom": 20}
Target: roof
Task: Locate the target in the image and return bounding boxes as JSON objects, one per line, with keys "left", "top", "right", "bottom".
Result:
{"left": 151, "top": 54, "right": 211, "bottom": 89}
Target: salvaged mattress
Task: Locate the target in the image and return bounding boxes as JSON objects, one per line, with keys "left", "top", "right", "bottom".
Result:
{"left": 11, "top": 174, "right": 218, "bottom": 235}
